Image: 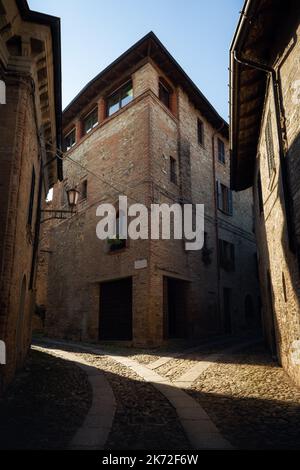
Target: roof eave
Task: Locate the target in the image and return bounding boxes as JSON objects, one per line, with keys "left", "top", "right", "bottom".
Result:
{"left": 229, "top": 0, "right": 262, "bottom": 191}
{"left": 16, "top": 0, "right": 63, "bottom": 181}
{"left": 63, "top": 31, "right": 229, "bottom": 138}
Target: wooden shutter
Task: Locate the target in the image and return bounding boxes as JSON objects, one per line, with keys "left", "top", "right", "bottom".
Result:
{"left": 230, "top": 243, "right": 235, "bottom": 271}
{"left": 27, "top": 167, "right": 36, "bottom": 226}
{"left": 216, "top": 180, "right": 221, "bottom": 210}
{"left": 228, "top": 189, "right": 233, "bottom": 215}
{"left": 257, "top": 172, "right": 264, "bottom": 214}
{"left": 219, "top": 239, "right": 224, "bottom": 267}
{"left": 265, "top": 112, "right": 275, "bottom": 176}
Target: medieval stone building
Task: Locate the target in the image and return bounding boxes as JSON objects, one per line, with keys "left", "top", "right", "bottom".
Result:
{"left": 42, "top": 32, "right": 259, "bottom": 346}
{"left": 230, "top": 0, "right": 300, "bottom": 384}
{"left": 0, "top": 0, "right": 62, "bottom": 391}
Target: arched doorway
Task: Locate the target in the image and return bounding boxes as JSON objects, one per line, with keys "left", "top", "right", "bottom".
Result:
{"left": 16, "top": 275, "right": 26, "bottom": 367}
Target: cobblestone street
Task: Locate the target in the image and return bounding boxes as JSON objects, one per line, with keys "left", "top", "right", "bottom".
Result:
{"left": 1, "top": 336, "right": 300, "bottom": 450}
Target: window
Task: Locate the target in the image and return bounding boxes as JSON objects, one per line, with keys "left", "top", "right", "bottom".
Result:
{"left": 265, "top": 111, "right": 275, "bottom": 176}
{"left": 159, "top": 80, "right": 171, "bottom": 109}
{"left": 257, "top": 171, "right": 264, "bottom": 214}
{"left": 216, "top": 181, "right": 233, "bottom": 215}
{"left": 83, "top": 108, "right": 98, "bottom": 134}
{"left": 107, "top": 81, "right": 133, "bottom": 117}
{"left": 79, "top": 179, "right": 87, "bottom": 201}
{"left": 217, "top": 138, "right": 225, "bottom": 163}
{"left": 108, "top": 212, "right": 126, "bottom": 252}
{"left": 27, "top": 167, "right": 36, "bottom": 226}
{"left": 219, "top": 239, "right": 235, "bottom": 271}
{"left": 170, "top": 156, "right": 177, "bottom": 184}
{"left": 64, "top": 128, "right": 76, "bottom": 151}
{"left": 202, "top": 232, "right": 212, "bottom": 265}
{"left": 282, "top": 271, "right": 288, "bottom": 302}
{"left": 197, "top": 118, "right": 204, "bottom": 146}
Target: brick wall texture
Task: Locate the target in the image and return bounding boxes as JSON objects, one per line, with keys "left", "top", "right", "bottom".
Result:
{"left": 41, "top": 60, "right": 259, "bottom": 346}
{"left": 0, "top": 2, "right": 60, "bottom": 392}
{"left": 0, "top": 74, "right": 41, "bottom": 389}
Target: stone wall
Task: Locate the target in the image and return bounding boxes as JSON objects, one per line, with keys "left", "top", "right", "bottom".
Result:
{"left": 254, "top": 23, "right": 300, "bottom": 386}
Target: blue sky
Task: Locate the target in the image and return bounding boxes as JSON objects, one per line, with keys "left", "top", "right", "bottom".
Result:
{"left": 29, "top": 0, "right": 243, "bottom": 120}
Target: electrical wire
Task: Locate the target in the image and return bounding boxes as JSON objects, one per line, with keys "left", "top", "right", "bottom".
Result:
{"left": 48, "top": 146, "right": 255, "bottom": 244}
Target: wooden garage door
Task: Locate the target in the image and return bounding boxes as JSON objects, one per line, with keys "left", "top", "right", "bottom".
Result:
{"left": 99, "top": 277, "right": 132, "bottom": 340}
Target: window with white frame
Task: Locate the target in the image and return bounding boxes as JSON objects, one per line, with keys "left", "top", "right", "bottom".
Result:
{"left": 107, "top": 81, "right": 133, "bottom": 117}
{"left": 83, "top": 108, "right": 98, "bottom": 134}
{"left": 64, "top": 128, "right": 76, "bottom": 151}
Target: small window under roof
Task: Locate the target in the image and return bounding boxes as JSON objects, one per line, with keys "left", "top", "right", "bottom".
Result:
{"left": 107, "top": 81, "right": 133, "bottom": 117}
{"left": 83, "top": 107, "right": 98, "bottom": 134}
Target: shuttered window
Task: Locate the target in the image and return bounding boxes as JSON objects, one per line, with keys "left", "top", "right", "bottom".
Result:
{"left": 217, "top": 138, "right": 225, "bottom": 163}
{"left": 257, "top": 171, "right": 264, "bottom": 214}
{"left": 197, "top": 118, "right": 204, "bottom": 146}
{"left": 265, "top": 111, "right": 275, "bottom": 176}
{"left": 170, "top": 156, "right": 177, "bottom": 184}
{"left": 79, "top": 180, "right": 87, "bottom": 201}
{"left": 219, "top": 239, "right": 235, "bottom": 271}
{"left": 216, "top": 180, "right": 233, "bottom": 215}
{"left": 159, "top": 80, "right": 171, "bottom": 109}
{"left": 27, "top": 167, "right": 36, "bottom": 227}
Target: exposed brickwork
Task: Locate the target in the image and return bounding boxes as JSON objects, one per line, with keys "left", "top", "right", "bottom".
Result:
{"left": 0, "top": 76, "right": 39, "bottom": 388}
{"left": 40, "top": 53, "right": 259, "bottom": 347}
{"left": 0, "top": 1, "right": 61, "bottom": 393}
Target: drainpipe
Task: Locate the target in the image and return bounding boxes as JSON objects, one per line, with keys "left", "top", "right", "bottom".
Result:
{"left": 29, "top": 158, "right": 43, "bottom": 290}
{"left": 233, "top": 51, "right": 295, "bottom": 253}
{"left": 212, "top": 122, "right": 224, "bottom": 332}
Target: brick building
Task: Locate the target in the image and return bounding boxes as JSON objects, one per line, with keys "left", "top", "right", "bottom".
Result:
{"left": 0, "top": 0, "right": 62, "bottom": 391}
{"left": 43, "top": 32, "right": 259, "bottom": 346}
{"left": 230, "top": 0, "right": 300, "bottom": 384}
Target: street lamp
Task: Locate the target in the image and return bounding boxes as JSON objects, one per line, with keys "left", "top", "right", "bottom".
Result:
{"left": 66, "top": 188, "right": 80, "bottom": 208}
{"left": 41, "top": 186, "right": 79, "bottom": 223}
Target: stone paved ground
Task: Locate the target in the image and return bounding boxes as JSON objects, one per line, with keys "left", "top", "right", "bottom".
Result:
{"left": 188, "top": 343, "right": 300, "bottom": 449}
{"left": 2, "top": 337, "right": 300, "bottom": 450}
{"left": 79, "top": 336, "right": 224, "bottom": 365}
{"left": 77, "top": 353, "right": 191, "bottom": 449}
{"left": 0, "top": 349, "right": 92, "bottom": 449}
{"left": 55, "top": 338, "right": 300, "bottom": 450}
{"left": 155, "top": 339, "right": 238, "bottom": 381}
